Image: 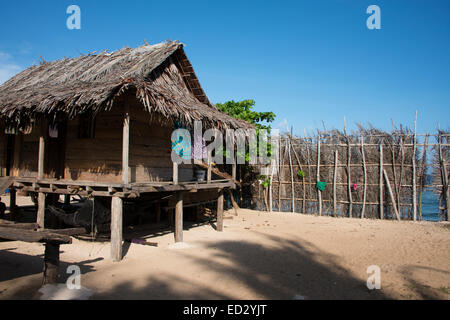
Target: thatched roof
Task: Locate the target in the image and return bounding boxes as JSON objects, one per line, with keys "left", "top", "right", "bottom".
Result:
{"left": 0, "top": 41, "right": 252, "bottom": 130}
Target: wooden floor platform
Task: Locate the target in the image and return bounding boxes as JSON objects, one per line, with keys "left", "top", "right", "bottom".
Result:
{"left": 12, "top": 177, "right": 235, "bottom": 198}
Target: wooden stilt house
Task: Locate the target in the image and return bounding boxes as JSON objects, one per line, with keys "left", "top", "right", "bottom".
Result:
{"left": 0, "top": 41, "right": 251, "bottom": 261}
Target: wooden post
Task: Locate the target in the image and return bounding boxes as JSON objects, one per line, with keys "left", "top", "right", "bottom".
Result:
{"left": 333, "top": 150, "right": 338, "bottom": 217}
{"left": 269, "top": 162, "right": 274, "bottom": 213}
{"left": 412, "top": 111, "right": 418, "bottom": 221}
{"left": 207, "top": 151, "right": 212, "bottom": 183}
{"left": 38, "top": 135, "right": 45, "bottom": 180}
{"left": 361, "top": 135, "right": 367, "bottom": 219}
{"left": 122, "top": 107, "right": 130, "bottom": 185}
{"left": 383, "top": 169, "right": 401, "bottom": 221}
{"left": 419, "top": 135, "right": 429, "bottom": 221}
{"left": 317, "top": 133, "right": 322, "bottom": 216}
{"left": 64, "top": 195, "right": 70, "bottom": 206}
{"left": 37, "top": 192, "right": 46, "bottom": 229}
{"left": 291, "top": 145, "right": 306, "bottom": 214}
{"left": 217, "top": 189, "right": 224, "bottom": 232}
{"left": 232, "top": 162, "right": 237, "bottom": 181}
{"left": 173, "top": 162, "right": 178, "bottom": 185}
{"left": 278, "top": 140, "right": 284, "bottom": 212}
{"left": 379, "top": 143, "right": 384, "bottom": 219}
{"left": 156, "top": 201, "right": 161, "bottom": 223}
{"left": 397, "top": 136, "right": 405, "bottom": 217}
{"left": 288, "top": 138, "right": 295, "bottom": 213}
{"left": 9, "top": 189, "right": 16, "bottom": 221}
{"left": 43, "top": 241, "right": 60, "bottom": 284}
{"left": 111, "top": 197, "right": 123, "bottom": 262}
{"left": 344, "top": 121, "right": 353, "bottom": 218}
{"left": 12, "top": 134, "right": 22, "bottom": 177}
{"left": 175, "top": 192, "right": 183, "bottom": 242}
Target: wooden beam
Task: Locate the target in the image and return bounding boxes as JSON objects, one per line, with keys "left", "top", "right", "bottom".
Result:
{"left": 111, "top": 197, "right": 123, "bottom": 262}
{"left": 0, "top": 227, "right": 72, "bottom": 243}
{"left": 217, "top": 189, "right": 224, "bottom": 232}
{"left": 122, "top": 107, "right": 130, "bottom": 184}
{"left": 175, "top": 192, "right": 183, "bottom": 242}
{"left": 37, "top": 193, "right": 46, "bottom": 229}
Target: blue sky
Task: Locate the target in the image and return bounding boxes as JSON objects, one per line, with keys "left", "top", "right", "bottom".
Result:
{"left": 0, "top": 0, "right": 449, "bottom": 135}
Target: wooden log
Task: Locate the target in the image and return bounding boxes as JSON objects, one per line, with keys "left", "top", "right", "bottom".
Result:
{"left": 111, "top": 197, "right": 123, "bottom": 262}
{"left": 37, "top": 193, "right": 46, "bottom": 229}
{"left": 0, "top": 227, "right": 72, "bottom": 243}
{"left": 175, "top": 192, "right": 183, "bottom": 242}
{"left": 122, "top": 107, "right": 130, "bottom": 184}
{"left": 0, "top": 221, "right": 38, "bottom": 229}
{"left": 38, "top": 136, "right": 45, "bottom": 180}
{"left": 379, "top": 143, "right": 384, "bottom": 219}
{"left": 217, "top": 190, "right": 224, "bottom": 232}
{"left": 361, "top": 135, "right": 367, "bottom": 219}
{"left": 383, "top": 169, "right": 401, "bottom": 221}
{"left": 43, "top": 242, "right": 60, "bottom": 284}
{"left": 333, "top": 149, "right": 338, "bottom": 217}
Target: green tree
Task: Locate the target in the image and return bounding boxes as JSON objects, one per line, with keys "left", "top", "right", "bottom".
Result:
{"left": 216, "top": 99, "right": 276, "bottom": 130}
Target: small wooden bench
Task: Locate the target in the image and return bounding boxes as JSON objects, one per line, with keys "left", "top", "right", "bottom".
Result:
{"left": 0, "top": 220, "right": 86, "bottom": 284}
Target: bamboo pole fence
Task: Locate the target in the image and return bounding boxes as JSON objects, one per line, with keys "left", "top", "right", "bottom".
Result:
{"left": 250, "top": 122, "right": 450, "bottom": 221}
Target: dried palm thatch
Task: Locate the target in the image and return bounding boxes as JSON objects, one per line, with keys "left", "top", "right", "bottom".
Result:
{"left": 0, "top": 41, "right": 252, "bottom": 131}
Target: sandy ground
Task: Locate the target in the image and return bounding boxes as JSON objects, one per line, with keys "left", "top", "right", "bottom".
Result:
{"left": 0, "top": 196, "right": 449, "bottom": 300}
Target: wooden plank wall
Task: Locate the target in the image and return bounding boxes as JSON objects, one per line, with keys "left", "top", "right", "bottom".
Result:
{"left": 64, "top": 107, "right": 123, "bottom": 183}
{"left": 129, "top": 107, "right": 194, "bottom": 182}
{"left": 3, "top": 100, "right": 195, "bottom": 183}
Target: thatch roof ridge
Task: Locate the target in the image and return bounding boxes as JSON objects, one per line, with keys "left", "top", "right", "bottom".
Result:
{"left": 0, "top": 40, "right": 252, "bottom": 130}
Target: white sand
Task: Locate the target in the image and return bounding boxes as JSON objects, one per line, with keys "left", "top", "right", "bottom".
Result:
{"left": 1, "top": 196, "right": 449, "bottom": 300}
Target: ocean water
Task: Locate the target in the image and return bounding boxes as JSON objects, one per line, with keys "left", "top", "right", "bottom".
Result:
{"left": 420, "top": 188, "right": 442, "bottom": 222}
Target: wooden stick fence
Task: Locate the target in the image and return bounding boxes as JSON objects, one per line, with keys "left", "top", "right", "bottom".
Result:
{"left": 251, "top": 124, "right": 450, "bottom": 221}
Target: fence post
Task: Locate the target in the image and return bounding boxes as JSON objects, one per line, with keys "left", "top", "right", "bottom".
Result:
{"left": 379, "top": 143, "right": 384, "bottom": 219}
{"left": 333, "top": 149, "right": 338, "bottom": 217}
{"left": 317, "top": 132, "right": 322, "bottom": 216}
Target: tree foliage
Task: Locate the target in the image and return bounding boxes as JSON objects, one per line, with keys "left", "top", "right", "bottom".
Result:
{"left": 216, "top": 99, "right": 276, "bottom": 130}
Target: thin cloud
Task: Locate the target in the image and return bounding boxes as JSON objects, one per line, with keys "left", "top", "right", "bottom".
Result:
{"left": 0, "top": 52, "right": 22, "bottom": 85}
